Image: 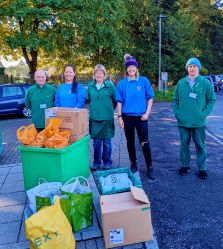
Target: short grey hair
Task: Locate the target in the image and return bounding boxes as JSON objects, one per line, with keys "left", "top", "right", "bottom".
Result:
{"left": 93, "top": 64, "right": 106, "bottom": 76}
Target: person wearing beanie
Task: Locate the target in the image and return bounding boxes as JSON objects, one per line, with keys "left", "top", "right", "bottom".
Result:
{"left": 116, "top": 54, "right": 155, "bottom": 180}
{"left": 172, "top": 57, "right": 216, "bottom": 180}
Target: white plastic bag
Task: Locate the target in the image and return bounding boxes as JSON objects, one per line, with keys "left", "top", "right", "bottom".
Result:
{"left": 99, "top": 173, "right": 133, "bottom": 194}
{"left": 26, "top": 178, "right": 62, "bottom": 213}
{"left": 60, "top": 176, "right": 91, "bottom": 194}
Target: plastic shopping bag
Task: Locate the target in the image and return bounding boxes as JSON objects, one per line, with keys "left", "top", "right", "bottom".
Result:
{"left": 17, "top": 124, "right": 38, "bottom": 145}
{"left": 43, "top": 118, "right": 62, "bottom": 138}
{"left": 60, "top": 176, "right": 93, "bottom": 232}
{"left": 26, "top": 178, "right": 62, "bottom": 213}
{"left": 44, "top": 131, "right": 70, "bottom": 149}
{"left": 25, "top": 198, "right": 75, "bottom": 249}
{"left": 99, "top": 173, "right": 133, "bottom": 194}
{"left": 97, "top": 167, "right": 142, "bottom": 194}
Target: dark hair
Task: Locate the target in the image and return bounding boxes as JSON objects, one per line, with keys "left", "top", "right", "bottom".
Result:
{"left": 64, "top": 64, "right": 78, "bottom": 93}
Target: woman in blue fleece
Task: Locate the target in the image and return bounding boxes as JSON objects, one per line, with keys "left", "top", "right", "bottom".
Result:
{"left": 116, "top": 54, "right": 155, "bottom": 179}
{"left": 55, "top": 64, "right": 86, "bottom": 108}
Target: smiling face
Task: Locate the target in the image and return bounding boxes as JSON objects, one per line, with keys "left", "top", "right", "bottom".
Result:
{"left": 187, "top": 64, "right": 199, "bottom": 78}
{"left": 94, "top": 70, "right": 105, "bottom": 84}
{"left": 34, "top": 70, "right": 46, "bottom": 87}
{"left": 127, "top": 65, "right": 138, "bottom": 79}
{"left": 64, "top": 66, "right": 75, "bottom": 83}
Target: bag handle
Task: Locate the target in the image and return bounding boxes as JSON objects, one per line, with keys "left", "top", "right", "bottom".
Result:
{"left": 38, "top": 178, "right": 48, "bottom": 185}
{"left": 62, "top": 176, "right": 89, "bottom": 188}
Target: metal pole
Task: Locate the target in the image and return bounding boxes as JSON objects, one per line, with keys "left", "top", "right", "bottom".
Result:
{"left": 158, "top": 15, "right": 162, "bottom": 92}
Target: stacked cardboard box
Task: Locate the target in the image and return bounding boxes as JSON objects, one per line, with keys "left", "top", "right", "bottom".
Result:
{"left": 45, "top": 107, "right": 88, "bottom": 143}
{"left": 100, "top": 186, "right": 152, "bottom": 248}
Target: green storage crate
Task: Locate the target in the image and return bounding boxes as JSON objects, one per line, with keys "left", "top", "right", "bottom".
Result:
{"left": 17, "top": 135, "right": 90, "bottom": 190}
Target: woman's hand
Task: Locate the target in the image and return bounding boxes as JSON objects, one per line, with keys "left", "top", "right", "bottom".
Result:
{"left": 118, "top": 117, "right": 124, "bottom": 128}
{"left": 141, "top": 113, "right": 149, "bottom": 121}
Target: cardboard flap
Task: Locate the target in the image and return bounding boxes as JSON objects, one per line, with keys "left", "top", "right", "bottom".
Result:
{"left": 130, "top": 186, "right": 149, "bottom": 204}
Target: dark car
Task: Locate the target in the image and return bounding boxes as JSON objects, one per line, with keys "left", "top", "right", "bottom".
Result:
{"left": 0, "top": 83, "right": 31, "bottom": 118}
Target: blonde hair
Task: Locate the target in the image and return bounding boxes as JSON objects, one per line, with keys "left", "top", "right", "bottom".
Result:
{"left": 125, "top": 69, "right": 139, "bottom": 78}
{"left": 93, "top": 64, "right": 106, "bottom": 78}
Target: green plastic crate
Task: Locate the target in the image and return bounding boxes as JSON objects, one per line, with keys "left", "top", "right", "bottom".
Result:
{"left": 17, "top": 135, "right": 90, "bottom": 190}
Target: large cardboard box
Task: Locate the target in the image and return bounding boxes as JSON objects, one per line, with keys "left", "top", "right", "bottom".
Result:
{"left": 45, "top": 107, "right": 88, "bottom": 140}
{"left": 100, "top": 186, "right": 152, "bottom": 248}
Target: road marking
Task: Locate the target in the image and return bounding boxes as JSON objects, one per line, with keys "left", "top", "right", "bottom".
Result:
{"left": 206, "top": 130, "right": 223, "bottom": 146}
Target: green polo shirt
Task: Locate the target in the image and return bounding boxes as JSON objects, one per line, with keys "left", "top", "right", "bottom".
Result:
{"left": 25, "top": 83, "right": 56, "bottom": 128}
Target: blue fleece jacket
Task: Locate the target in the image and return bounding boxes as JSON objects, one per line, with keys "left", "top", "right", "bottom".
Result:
{"left": 116, "top": 76, "right": 154, "bottom": 116}
{"left": 55, "top": 83, "right": 86, "bottom": 108}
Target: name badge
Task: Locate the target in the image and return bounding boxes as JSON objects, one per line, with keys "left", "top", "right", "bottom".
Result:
{"left": 189, "top": 92, "right": 197, "bottom": 99}
{"left": 40, "top": 104, "right": 47, "bottom": 109}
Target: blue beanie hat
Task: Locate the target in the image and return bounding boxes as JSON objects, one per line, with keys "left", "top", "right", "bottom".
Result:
{"left": 124, "top": 54, "right": 138, "bottom": 68}
{"left": 185, "top": 58, "right": 202, "bottom": 70}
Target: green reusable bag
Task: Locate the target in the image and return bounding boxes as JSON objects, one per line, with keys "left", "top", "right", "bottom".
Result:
{"left": 60, "top": 177, "right": 93, "bottom": 232}
{"left": 59, "top": 196, "right": 72, "bottom": 224}
{"left": 36, "top": 188, "right": 60, "bottom": 211}
{"left": 36, "top": 195, "right": 51, "bottom": 211}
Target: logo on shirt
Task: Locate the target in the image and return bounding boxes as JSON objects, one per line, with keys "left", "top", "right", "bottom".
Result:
{"left": 136, "top": 85, "right": 142, "bottom": 91}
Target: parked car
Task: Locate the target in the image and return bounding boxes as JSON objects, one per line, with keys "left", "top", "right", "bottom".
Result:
{"left": 209, "top": 75, "right": 223, "bottom": 92}
{"left": 0, "top": 83, "right": 32, "bottom": 118}
{"left": 203, "top": 75, "right": 215, "bottom": 90}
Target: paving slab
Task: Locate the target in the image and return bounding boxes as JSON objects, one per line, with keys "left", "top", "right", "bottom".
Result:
{"left": 0, "top": 175, "right": 6, "bottom": 184}
{"left": 18, "top": 221, "right": 27, "bottom": 243}
{"left": 0, "top": 192, "right": 26, "bottom": 207}
{"left": 9, "top": 166, "right": 23, "bottom": 174}
{"left": 0, "top": 180, "right": 24, "bottom": 194}
{"left": 0, "top": 241, "right": 29, "bottom": 249}
{"left": 0, "top": 167, "right": 10, "bottom": 176}
{"left": 5, "top": 173, "right": 24, "bottom": 183}
{"left": 0, "top": 204, "right": 24, "bottom": 223}
{"left": 0, "top": 221, "right": 21, "bottom": 245}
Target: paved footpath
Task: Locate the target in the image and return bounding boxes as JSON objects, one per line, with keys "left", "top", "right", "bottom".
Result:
{"left": 1, "top": 101, "right": 223, "bottom": 249}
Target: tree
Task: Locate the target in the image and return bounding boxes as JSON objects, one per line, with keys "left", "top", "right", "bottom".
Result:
{"left": 123, "top": 0, "right": 160, "bottom": 81}
{"left": 0, "top": 0, "right": 127, "bottom": 80}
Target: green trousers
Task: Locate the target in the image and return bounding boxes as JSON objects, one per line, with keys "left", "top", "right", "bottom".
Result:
{"left": 178, "top": 126, "right": 206, "bottom": 170}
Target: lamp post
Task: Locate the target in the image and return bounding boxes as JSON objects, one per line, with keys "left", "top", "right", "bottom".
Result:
{"left": 158, "top": 14, "right": 167, "bottom": 92}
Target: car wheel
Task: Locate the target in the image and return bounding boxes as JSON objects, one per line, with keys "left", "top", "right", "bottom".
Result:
{"left": 21, "top": 105, "right": 31, "bottom": 118}
{"left": 214, "top": 85, "right": 218, "bottom": 92}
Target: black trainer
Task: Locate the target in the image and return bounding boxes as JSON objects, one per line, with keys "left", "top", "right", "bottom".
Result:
{"left": 147, "top": 167, "right": 155, "bottom": 180}
{"left": 130, "top": 161, "right": 138, "bottom": 173}
{"left": 197, "top": 170, "right": 208, "bottom": 180}
{"left": 179, "top": 167, "right": 190, "bottom": 176}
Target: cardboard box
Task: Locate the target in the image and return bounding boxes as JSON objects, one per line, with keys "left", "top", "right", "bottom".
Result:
{"left": 100, "top": 186, "right": 152, "bottom": 248}
{"left": 69, "top": 131, "right": 88, "bottom": 143}
{"left": 45, "top": 107, "right": 88, "bottom": 136}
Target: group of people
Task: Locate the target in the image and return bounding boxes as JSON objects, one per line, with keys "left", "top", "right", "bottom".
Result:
{"left": 25, "top": 55, "right": 216, "bottom": 181}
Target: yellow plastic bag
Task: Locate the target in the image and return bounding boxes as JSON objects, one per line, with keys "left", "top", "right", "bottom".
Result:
{"left": 17, "top": 124, "right": 38, "bottom": 145}
{"left": 25, "top": 198, "right": 75, "bottom": 249}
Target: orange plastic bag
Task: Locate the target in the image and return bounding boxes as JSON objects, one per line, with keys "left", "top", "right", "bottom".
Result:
{"left": 17, "top": 124, "right": 38, "bottom": 145}
{"left": 45, "top": 130, "right": 70, "bottom": 149}
{"left": 44, "top": 118, "right": 62, "bottom": 138}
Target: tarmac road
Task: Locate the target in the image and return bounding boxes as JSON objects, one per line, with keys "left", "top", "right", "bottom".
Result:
{"left": 139, "top": 99, "right": 223, "bottom": 249}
